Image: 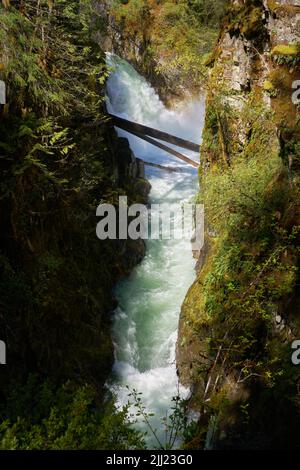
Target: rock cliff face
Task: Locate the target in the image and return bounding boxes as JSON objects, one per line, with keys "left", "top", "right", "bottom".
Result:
{"left": 95, "top": 0, "right": 170, "bottom": 102}
{"left": 177, "top": 0, "right": 300, "bottom": 449}
{"left": 0, "top": 1, "right": 150, "bottom": 395}
{"left": 95, "top": 0, "right": 222, "bottom": 105}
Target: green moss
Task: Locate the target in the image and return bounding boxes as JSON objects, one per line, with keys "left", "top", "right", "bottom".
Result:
{"left": 267, "top": 66, "right": 300, "bottom": 128}
{"left": 271, "top": 44, "right": 300, "bottom": 66}
{"left": 263, "top": 80, "right": 278, "bottom": 98}
{"left": 225, "top": 2, "right": 265, "bottom": 40}
{"left": 202, "top": 52, "right": 215, "bottom": 67}
{"left": 179, "top": 68, "right": 300, "bottom": 448}
{"left": 263, "top": 80, "right": 274, "bottom": 91}
{"left": 271, "top": 44, "right": 300, "bottom": 56}
{"left": 241, "top": 7, "right": 263, "bottom": 37}
{"left": 267, "top": 0, "right": 279, "bottom": 12}
{"left": 176, "top": 0, "right": 300, "bottom": 451}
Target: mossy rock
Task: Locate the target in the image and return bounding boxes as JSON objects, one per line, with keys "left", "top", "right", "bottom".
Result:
{"left": 225, "top": 3, "right": 265, "bottom": 41}
{"left": 241, "top": 6, "right": 263, "bottom": 37}
{"left": 271, "top": 44, "right": 300, "bottom": 57}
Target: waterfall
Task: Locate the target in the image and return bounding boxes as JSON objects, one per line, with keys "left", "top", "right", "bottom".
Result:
{"left": 105, "top": 53, "right": 205, "bottom": 448}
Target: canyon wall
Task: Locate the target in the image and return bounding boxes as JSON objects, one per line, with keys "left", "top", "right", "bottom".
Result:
{"left": 177, "top": 0, "right": 300, "bottom": 449}
{"left": 0, "top": 0, "right": 150, "bottom": 395}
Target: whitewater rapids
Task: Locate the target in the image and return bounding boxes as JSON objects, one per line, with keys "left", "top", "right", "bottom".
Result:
{"left": 106, "top": 53, "right": 205, "bottom": 448}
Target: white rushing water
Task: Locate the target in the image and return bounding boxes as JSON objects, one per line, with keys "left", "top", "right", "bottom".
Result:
{"left": 106, "top": 53, "right": 205, "bottom": 448}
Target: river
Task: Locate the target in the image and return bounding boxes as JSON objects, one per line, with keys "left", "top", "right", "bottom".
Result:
{"left": 106, "top": 53, "right": 205, "bottom": 448}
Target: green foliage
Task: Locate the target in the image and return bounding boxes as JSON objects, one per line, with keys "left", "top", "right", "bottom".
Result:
{"left": 0, "top": 0, "right": 109, "bottom": 114}
{"left": 0, "top": 0, "right": 150, "bottom": 450}
{"left": 0, "top": 377, "right": 145, "bottom": 450}
{"left": 0, "top": 0, "right": 110, "bottom": 195}
{"left": 187, "top": 0, "right": 228, "bottom": 26}
{"left": 182, "top": 86, "right": 300, "bottom": 448}
{"left": 199, "top": 102, "right": 299, "bottom": 379}
{"left": 127, "top": 387, "right": 192, "bottom": 450}
{"left": 109, "top": 0, "right": 228, "bottom": 90}
{"left": 225, "top": 0, "right": 266, "bottom": 40}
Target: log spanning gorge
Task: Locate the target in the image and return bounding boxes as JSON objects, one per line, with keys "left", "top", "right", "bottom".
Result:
{"left": 106, "top": 54, "right": 205, "bottom": 447}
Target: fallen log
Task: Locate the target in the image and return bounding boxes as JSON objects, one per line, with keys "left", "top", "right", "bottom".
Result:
{"left": 110, "top": 114, "right": 200, "bottom": 153}
{"left": 120, "top": 127, "right": 199, "bottom": 168}
{"left": 142, "top": 160, "right": 182, "bottom": 173}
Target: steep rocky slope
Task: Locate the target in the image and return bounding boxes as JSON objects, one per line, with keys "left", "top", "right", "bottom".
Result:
{"left": 177, "top": 0, "right": 300, "bottom": 449}
{"left": 97, "top": 0, "right": 225, "bottom": 104}
{"left": 0, "top": 0, "right": 149, "bottom": 411}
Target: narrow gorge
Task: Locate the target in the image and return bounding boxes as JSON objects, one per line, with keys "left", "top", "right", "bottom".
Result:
{"left": 106, "top": 54, "right": 204, "bottom": 447}
{"left": 0, "top": 0, "right": 299, "bottom": 453}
